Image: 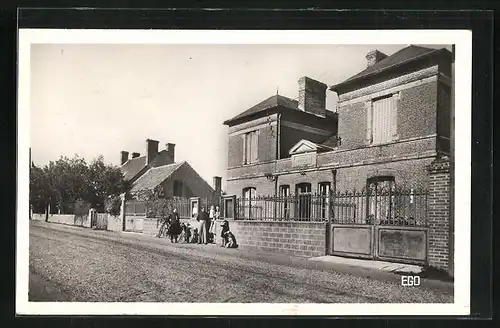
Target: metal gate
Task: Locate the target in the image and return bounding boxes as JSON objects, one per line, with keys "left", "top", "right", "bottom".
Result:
{"left": 329, "top": 182, "right": 428, "bottom": 265}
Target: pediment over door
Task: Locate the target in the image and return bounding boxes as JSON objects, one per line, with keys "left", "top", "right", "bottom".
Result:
{"left": 289, "top": 139, "right": 320, "bottom": 155}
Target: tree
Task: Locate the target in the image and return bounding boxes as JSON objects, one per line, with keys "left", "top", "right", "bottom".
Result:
{"left": 29, "top": 154, "right": 130, "bottom": 214}
{"left": 135, "top": 186, "right": 173, "bottom": 220}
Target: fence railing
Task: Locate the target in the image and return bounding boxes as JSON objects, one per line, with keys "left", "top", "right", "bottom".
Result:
{"left": 126, "top": 196, "right": 221, "bottom": 219}
{"left": 234, "top": 188, "right": 428, "bottom": 226}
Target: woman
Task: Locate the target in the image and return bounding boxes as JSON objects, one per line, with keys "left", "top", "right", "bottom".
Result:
{"left": 167, "top": 208, "right": 182, "bottom": 243}
{"left": 210, "top": 205, "right": 222, "bottom": 245}
{"left": 208, "top": 205, "right": 216, "bottom": 243}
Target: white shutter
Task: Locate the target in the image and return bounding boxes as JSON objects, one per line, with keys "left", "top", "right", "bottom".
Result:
{"left": 242, "top": 134, "right": 247, "bottom": 164}
{"left": 372, "top": 96, "right": 396, "bottom": 144}
{"left": 391, "top": 93, "right": 400, "bottom": 139}
{"left": 365, "top": 101, "right": 373, "bottom": 144}
{"left": 251, "top": 131, "right": 259, "bottom": 163}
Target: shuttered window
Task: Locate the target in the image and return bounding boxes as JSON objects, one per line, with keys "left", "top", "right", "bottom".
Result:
{"left": 243, "top": 130, "right": 259, "bottom": 164}
{"left": 370, "top": 93, "right": 399, "bottom": 145}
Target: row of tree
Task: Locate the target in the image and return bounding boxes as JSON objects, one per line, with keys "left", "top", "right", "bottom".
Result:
{"left": 29, "top": 155, "right": 130, "bottom": 214}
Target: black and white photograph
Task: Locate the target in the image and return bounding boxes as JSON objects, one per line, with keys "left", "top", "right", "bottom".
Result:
{"left": 17, "top": 29, "right": 471, "bottom": 316}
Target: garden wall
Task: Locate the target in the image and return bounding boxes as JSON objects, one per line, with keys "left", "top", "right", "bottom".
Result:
{"left": 228, "top": 220, "right": 327, "bottom": 258}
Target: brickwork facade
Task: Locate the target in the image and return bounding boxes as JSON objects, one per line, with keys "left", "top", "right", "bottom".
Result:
{"left": 229, "top": 220, "right": 327, "bottom": 257}
{"left": 426, "top": 156, "right": 451, "bottom": 271}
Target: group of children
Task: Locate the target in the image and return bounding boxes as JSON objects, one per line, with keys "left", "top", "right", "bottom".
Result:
{"left": 157, "top": 205, "right": 238, "bottom": 248}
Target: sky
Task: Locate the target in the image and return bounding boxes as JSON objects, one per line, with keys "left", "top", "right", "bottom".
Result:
{"left": 30, "top": 43, "right": 451, "bottom": 190}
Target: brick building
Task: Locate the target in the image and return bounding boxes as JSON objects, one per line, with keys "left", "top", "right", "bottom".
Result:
{"left": 120, "top": 138, "right": 220, "bottom": 199}
{"left": 224, "top": 45, "right": 452, "bottom": 199}
{"left": 222, "top": 45, "right": 454, "bottom": 273}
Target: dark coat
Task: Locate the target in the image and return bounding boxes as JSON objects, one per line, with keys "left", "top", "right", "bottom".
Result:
{"left": 167, "top": 212, "right": 182, "bottom": 235}
{"left": 196, "top": 210, "right": 209, "bottom": 222}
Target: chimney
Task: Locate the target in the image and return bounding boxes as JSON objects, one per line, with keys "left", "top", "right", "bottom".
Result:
{"left": 146, "top": 139, "right": 159, "bottom": 165}
{"left": 366, "top": 49, "right": 388, "bottom": 67}
{"left": 298, "top": 76, "right": 327, "bottom": 117}
{"left": 213, "top": 176, "right": 222, "bottom": 194}
{"left": 132, "top": 152, "right": 140, "bottom": 158}
{"left": 165, "top": 143, "right": 176, "bottom": 163}
{"left": 120, "top": 151, "right": 129, "bottom": 165}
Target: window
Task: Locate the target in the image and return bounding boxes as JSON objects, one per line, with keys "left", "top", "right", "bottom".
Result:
{"left": 279, "top": 185, "right": 291, "bottom": 219}
{"left": 318, "top": 182, "right": 331, "bottom": 219}
{"left": 173, "top": 180, "right": 184, "bottom": 197}
{"left": 242, "top": 187, "right": 257, "bottom": 219}
{"left": 296, "top": 183, "right": 312, "bottom": 219}
{"left": 243, "top": 130, "right": 259, "bottom": 164}
{"left": 367, "top": 93, "right": 399, "bottom": 145}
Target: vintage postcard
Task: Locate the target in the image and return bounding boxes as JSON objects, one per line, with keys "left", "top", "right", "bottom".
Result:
{"left": 17, "top": 29, "right": 471, "bottom": 315}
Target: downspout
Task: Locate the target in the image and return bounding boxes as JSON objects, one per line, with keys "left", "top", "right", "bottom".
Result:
{"left": 274, "top": 113, "right": 281, "bottom": 197}
{"left": 273, "top": 113, "right": 281, "bottom": 219}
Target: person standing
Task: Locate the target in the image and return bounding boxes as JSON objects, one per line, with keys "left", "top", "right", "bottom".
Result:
{"left": 208, "top": 205, "right": 216, "bottom": 243}
{"left": 196, "top": 206, "right": 209, "bottom": 245}
{"left": 167, "top": 208, "right": 182, "bottom": 243}
{"left": 210, "top": 205, "right": 222, "bottom": 245}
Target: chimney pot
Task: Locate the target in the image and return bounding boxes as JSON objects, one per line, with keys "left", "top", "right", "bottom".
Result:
{"left": 120, "top": 151, "right": 129, "bottom": 165}
{"left": 298, "top": 76, "right": 327, "bottom": 117}
{"left": 366, "top": 49, "right": 388, "bottom": 67}
{"left": 146, "top": 139, "right": 159, "bottom": 165}
{"left": 132, "top": 152, "right": 140, "bottom": 158}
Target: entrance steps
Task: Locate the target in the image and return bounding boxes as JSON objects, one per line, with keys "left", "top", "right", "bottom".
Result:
{"left": 308, "top": 256, "right": 423, "bottom": 274}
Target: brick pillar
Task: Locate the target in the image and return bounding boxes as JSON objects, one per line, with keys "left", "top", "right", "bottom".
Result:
{"left": 426, "top": 156, "right": 452, "bottom": 273}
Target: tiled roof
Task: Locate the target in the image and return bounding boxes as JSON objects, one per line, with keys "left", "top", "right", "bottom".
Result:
{"left": 120, "top": 156, "right": 146, "bottom": 181}
{"left": 130, "top": 161, "right": 185, "bottom": 192}
{"left": 331, "top": 45, "right": 442, "bottom": 90}
{"left": 223, "top": 95, "right": 299, "bottom": 125}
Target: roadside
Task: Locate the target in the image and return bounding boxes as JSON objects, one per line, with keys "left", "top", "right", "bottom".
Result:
{"left": 29, "top": 220, "right": 454, "bottom": 294}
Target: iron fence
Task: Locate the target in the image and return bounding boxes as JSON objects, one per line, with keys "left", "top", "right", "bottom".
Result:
{"left": 234, "top": 188, "right": 428, "bottom": 226}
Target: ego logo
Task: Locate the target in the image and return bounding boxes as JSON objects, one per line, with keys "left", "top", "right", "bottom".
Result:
{"left": 401, "top": 275, "right": 421, "bottom": 287}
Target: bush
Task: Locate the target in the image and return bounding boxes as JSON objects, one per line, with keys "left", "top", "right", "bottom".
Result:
{"left": 105, "top": 195, "right": 122, "bottom": 217}
{"left": 74, "top": 199, "right": 91, "bottom": 216}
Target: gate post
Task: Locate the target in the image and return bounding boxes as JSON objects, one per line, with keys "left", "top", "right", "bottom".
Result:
{"left": 426, "top": 156, "right": 452, "bottom": 275}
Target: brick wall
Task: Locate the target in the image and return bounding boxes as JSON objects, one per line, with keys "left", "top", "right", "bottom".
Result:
{"left": 227, "top": 114, "right": 278, "bottom": 168}
{"left": 426, "top": 156, "right": 451, "bottom": 272}
{"left": 436, "top": 81, "right": 451, "bottom": 154}
{"left": 398, "top": 81, "right": 438, "bottom": 140}
{"left": 337, "top": 80, "right": 438, "bottom": 150}
{"left": 229, "top": 220, "right": 327, "bottom": 257}
{"left": 161, "top": 162, "right": 215, "bottom": 199}
{"left": 226, "top": 176, "right": 275, "bottom": 199}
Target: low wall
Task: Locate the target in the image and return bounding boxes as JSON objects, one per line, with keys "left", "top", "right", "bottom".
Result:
{"left": 107, "top": 215, "right": 123, "bottom": 232}
{"left": 47, "top": 214, "right": 77, "bottom": 226}
{"left": 32, "top": 214, "right": 46, "bottom": 221}
{"left": 143, "top": 218, "right": 159, "bottom": 237}
{"left": 125, "top": 216, "right": 144, "bottom": 232}
{"left": 229, "top": 220, "right": 327, "bottom": 258}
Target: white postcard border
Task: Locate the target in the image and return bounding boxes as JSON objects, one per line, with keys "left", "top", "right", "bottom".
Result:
{"left": 17, "top": 29, "right": 472, "bottom": 316}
